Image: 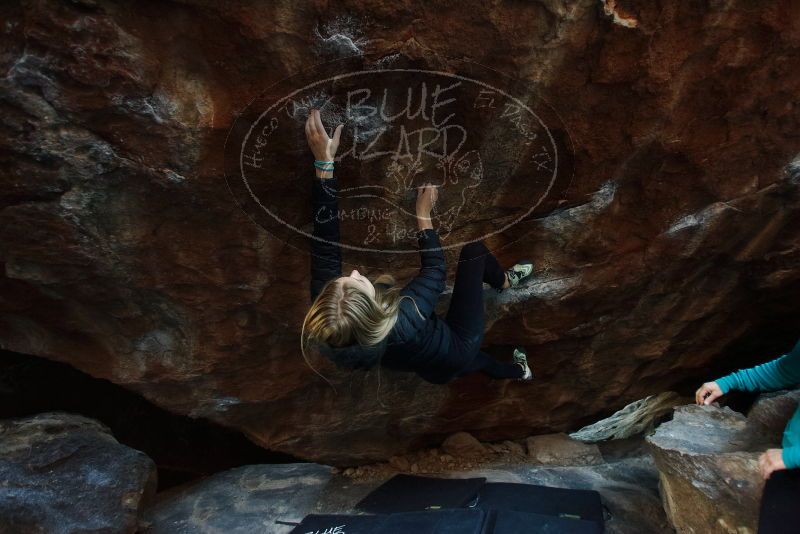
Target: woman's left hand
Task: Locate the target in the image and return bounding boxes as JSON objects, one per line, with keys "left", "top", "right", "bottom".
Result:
{"left": 759, "top": 449, "right": 786, "bottom": 480}
{"left": 305, "top": 108, "right": 344, "bottom": 161}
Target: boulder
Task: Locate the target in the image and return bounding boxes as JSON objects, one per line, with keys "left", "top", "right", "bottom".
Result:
{"left": 571, "top": 392, "right": 684, "bottom": 442}
{"left": 646, "top": 401, "right": 788, "bottom": 533}
{"left": 526, "top": 433, "right": 603, "bottom": 466}
{"left": 0, "top": 412, "right": 157, "bottom": 534}
{"left": 2, "top": 0, "right": 800, "bottom": 463}
{"left": 747, "top": 389, "right": 800, "bottom": 444}
{"left": 441, "top": 431, "right": 488, "bottom": 458}
{"left": 388, "top": 455, "right": 410, "bottom": 470}
{"left": 139, "top": 463, "right": 333, "bottom": 534}
{"left": 502, "top": 440, "right": 526, "bottom": 456}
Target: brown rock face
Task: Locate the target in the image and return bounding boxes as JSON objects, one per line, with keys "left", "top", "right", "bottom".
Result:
{"left": 2, "top": 0, "right": 800, "bottom": 463}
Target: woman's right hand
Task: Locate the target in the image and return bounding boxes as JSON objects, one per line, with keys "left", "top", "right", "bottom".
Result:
{"left": 305, "top": 109, "right": 343, "bottom": 161}
{"left": 695, "top": 381, "right": 723, "bottom": 405}
{"left": 416, "top": 182, "right": 438, "bottom": 230}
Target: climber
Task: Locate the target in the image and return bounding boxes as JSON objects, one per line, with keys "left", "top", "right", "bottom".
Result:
{"left": 301, "top": 108, "right": 535, "bottom": 384}
{"left": 696, "top": 337, "right": 800, "bottom": 533}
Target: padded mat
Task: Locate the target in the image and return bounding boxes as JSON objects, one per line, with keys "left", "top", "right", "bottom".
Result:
{"left": 490, "top": 510, "right": 602, "bottom": 534}
{"left": 355, "top": 474, "right": 486, "bottom": 513}
{"left": 290, "top": 509, "right": 489, "bottom": 534}
{"left": 474, "top": 483, "right": 604, "bottom": 524}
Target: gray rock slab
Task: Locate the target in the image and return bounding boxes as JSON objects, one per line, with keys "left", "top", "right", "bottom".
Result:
{"left": 0, "top": 412, "right": 157, "bottom": 534}
{"left": 140, "top": 463, "right": 333, "bottom": 534}
{"left": 646, "top": 402, "right": 787, "bottom": 533}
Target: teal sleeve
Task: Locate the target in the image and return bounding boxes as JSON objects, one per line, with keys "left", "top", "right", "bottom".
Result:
{"left": 783, "top": 446, "right": 800, "bottom": 470}
{"left": 716, "top": 339, "right": 800, "bottom": 394}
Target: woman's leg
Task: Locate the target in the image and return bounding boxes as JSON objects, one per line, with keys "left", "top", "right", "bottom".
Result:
{"left": 445, "top": 242, "right": 522, "bottom": 379}
{"left": 445, "top": 241, "right": 505, "bottom": 338}
{"left": 758, "top": 469, "right": 800, "bottom": 533}
{"left": 457, "top": 350, "right": 525, "bottom": 379}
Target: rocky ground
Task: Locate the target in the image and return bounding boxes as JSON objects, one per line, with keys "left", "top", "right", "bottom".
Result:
{"left": 334, "top": 391, "right": 682, "bottom": 480}
{"left": 4, "top": 389, "right": 796, "bottom": 533}
{"left": 312, "top": 454, "right": 671, "bottom": 534}
{"left": 135, "top": 427, "right": 671, "bottom": 534}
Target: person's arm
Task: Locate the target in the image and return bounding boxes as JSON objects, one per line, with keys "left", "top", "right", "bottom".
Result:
{"left": 400, "top": 183, "right": 445, "bottom": 317}
{"left": 306, "top": 109, "right": 344, "bottom": 302}
{"left": 310, "top": 174, "right": 341, "bottom": 301}
{"left": 716, "top": 339, "right": 800, "bottom": 394}
{"left": 782, "top": 446, "right": 800, "bottom": 470}
{"left": 400, "top": 229, "right": 446, "bottom": 317}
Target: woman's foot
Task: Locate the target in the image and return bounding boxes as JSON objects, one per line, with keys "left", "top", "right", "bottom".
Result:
{"left": 500, "top": 260, "right": 534, "bottom": 291}
{"left": 513, "top": 347, "right": 533, "bottom": 381}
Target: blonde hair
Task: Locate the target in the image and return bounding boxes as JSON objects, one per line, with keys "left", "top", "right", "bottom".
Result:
{"left": 301, "top": 274, "right": 424, "bottom": 382}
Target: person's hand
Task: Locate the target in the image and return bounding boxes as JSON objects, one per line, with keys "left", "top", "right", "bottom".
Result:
{"left": 416, "top": 182, "right": 438, "bottom": 216}
{"left": 759, "top": 449, "right": 786, "bottom": 480}
{"left": 695, "top": 381, "right": 723, "bottom": 405}
{"left": 416, "top": 182, "right": 438, "bottom": 230}
{"left": 305, "top": 109, "right": 343, "bottom": 161}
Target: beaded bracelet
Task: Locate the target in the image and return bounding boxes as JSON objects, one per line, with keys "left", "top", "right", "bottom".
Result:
{"left": 314, "top": 160, "right": 334, "bottom": 170}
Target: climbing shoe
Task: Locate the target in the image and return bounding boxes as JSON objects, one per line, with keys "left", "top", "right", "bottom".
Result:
{"left": 513, "top": 347, "right": 533, "bottom": 382}
{"left": 499, "top": 260, "right": 534, "bottom": 292}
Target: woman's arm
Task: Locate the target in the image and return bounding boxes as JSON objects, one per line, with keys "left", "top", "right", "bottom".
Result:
{"left": 306, "top": 109, "right": 344, "bottom": 301}
{"left": 782, "top": 445, "right": 800, "bottom": 471}
{"left": 698, "top": 338, "right": 800, "bottom": 405}
{"left": 400, "top": 183, "right": 445, "bottom": 317}
{"left": 310, "top": 175, "right": 341, "bottom": 301}
{"left": 716, "top": 341, "right": 800, "bottom": 394}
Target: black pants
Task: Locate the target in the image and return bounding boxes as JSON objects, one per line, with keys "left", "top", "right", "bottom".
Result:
{"left": 759, "top": 468, "right": 800, "bottom": 533}
{"left": 445, "top": 242, "right": 524, "bottom": 380}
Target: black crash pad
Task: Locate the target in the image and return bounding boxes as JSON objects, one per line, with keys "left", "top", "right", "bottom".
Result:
{"left": 473, "top": 482, "right": 604, "bottom": 524}
{"left": 290, "top": 509, "right": 602, "bottom": 534}
{"left": 355, "top": 474, "right": 486, "bottom": 513}
{"left": 490, "top": 510, "right": 603, "bottom": 534}
{"left": 289, "top": 509, "right": 489, "bottom": 534}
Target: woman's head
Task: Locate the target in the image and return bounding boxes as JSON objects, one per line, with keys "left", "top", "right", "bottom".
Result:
{"left": 302, "top": 271, "right": 397, "bottom": 351}
{"left": 301, "top": 272, "right": 425, "bottom": 374}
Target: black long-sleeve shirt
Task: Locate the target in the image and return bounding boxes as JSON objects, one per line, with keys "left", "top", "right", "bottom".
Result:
{"left": 309, "top": 177, "right": 342, "bottom": 301}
